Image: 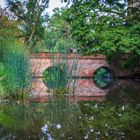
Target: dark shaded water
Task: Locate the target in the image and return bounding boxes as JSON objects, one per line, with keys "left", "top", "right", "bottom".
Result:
{"left": 0, "top": 80, "right": 140, "bottom": 140}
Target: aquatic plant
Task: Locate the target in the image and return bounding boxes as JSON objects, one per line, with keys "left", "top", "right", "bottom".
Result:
{"left": 0, "top": 62, "right": 17, "bottom": 99}
{"left": 3, "top": 40, "right": 30, "bottom": 88}
{"left": 0, "top": 63, "right": 6, "bottom": 97}
{"left": 43, "top": 51, "right": 81, "bottom": 96}
{"left": 43, "top": 66, "right": 67, "bottom": 89}
{"left": 0, "top": 38, "right": 30, "bottom": 100}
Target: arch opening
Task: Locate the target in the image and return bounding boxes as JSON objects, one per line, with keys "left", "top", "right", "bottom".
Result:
{"left": 93, "top": 66, "right": 115, "bottom": 89}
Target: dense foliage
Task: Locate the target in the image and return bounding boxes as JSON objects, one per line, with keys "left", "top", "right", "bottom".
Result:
{"left": 60, "top": 0, "right": 126, "bottom": 52}
{"left": 43, "top": 10, "right": 79, "bottom": 53}
{"left": 0, "top": 0, "right": 139, "bottom": 99}
{"left": 0, "top": 1, "right": 139, "bottom": 139}
{"left": 6, "top": 0, "right": 49, "bottom": 49}
{"left": 59, "top": 0, "right": 140, "bottom": 71}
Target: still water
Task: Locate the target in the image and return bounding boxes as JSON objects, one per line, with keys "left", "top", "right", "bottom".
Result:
{"left": 0, "top": 80, "right": 140, "bottom": 140}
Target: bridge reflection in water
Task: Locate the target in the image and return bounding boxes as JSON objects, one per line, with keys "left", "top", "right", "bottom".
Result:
{"left": 30, "top": 53, "right": 109, "bottom": 102}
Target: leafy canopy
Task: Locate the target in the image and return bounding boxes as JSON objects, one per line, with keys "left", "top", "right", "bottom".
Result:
{"left": 6, "top": 0, "right": 49, "bottom": 49}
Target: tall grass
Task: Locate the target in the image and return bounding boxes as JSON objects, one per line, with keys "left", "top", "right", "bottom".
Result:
{"left": 0, "top": 38, "right": 30, "bottom": 100}
{"left": 43, "top": 50, "right": 81, "bottom": 98}
{"left": 0, "top": 62, "right": 16, "bottom": 99}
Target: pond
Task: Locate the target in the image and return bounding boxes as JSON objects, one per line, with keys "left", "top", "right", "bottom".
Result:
{"left": 0, "top": 80, "right": 140, "bottom": 140}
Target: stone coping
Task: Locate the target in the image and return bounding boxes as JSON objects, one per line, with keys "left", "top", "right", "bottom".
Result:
{"left": 30, "top": 52, "right": 106, "bottom": 59}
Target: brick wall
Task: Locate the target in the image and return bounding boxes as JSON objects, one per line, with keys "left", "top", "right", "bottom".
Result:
{"left": 30, "top": 53, "right": 109, "bottom": 102}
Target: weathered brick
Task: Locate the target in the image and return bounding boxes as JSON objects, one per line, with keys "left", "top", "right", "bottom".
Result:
{"left": 30, "top": 53, "right": 109, "bottom": 101}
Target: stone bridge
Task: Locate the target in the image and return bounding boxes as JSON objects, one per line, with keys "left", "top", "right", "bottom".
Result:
{"left": 30, "top": 53, "right": 109, "bottom": 102}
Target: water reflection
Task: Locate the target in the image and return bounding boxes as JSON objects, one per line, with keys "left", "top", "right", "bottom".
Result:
{"left": 0, "top": 103, "right": 43, "bottom": 139}
{"left": 106, "top": 80, "right": 140, "bottom": 106}
{"left": 0, "top": 80, "right": 140, "bottom": 140}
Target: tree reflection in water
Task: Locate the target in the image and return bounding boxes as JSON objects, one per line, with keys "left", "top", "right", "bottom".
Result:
{"left": 0, "top": 80, "right": 140, "bottom": 140}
